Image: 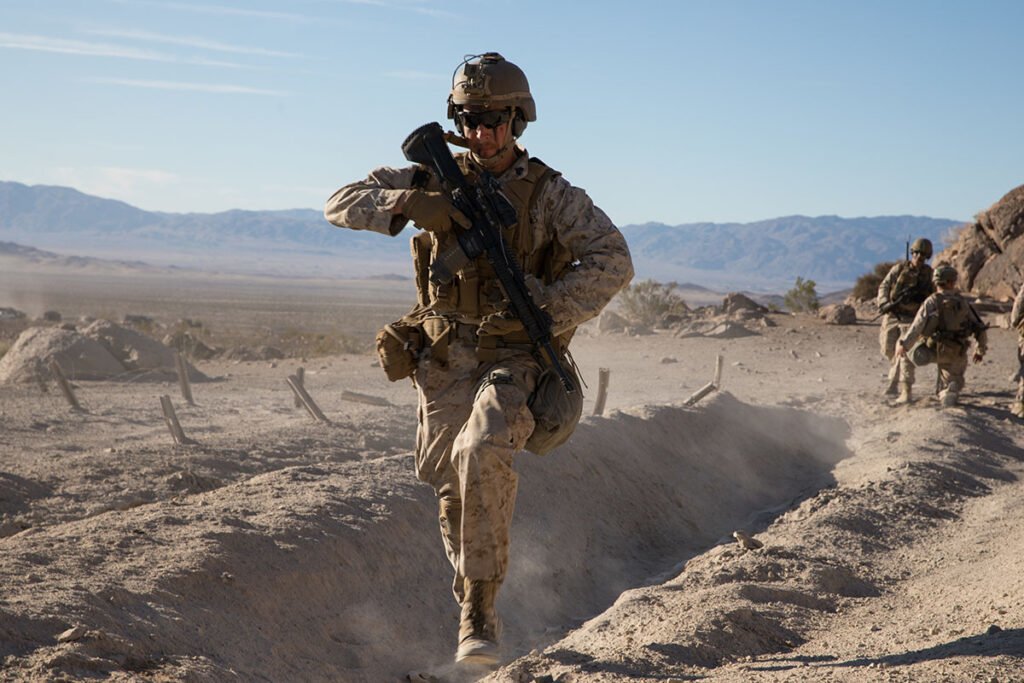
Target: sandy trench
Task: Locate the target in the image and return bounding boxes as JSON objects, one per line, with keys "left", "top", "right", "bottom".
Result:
{"left": 1, "top": 277, "right": 1023, "bottom": 682}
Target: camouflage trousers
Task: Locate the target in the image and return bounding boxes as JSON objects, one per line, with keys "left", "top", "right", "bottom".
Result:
{"left": 412, "top": 339, "right": 540, "bottom": 599}
{"left": 1017, "top": 337, "right": 1024, "bottom": 404}
{"left": 879, "top": 315, "right": 915, "bottom": 386}
{"left": 936, "top": 353, "right": 969, "bottom": 396}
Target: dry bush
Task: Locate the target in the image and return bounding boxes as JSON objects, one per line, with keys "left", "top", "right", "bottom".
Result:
{"left": 617, "top": 279, "right": 690, "bottom": 327}
{"left": 852, "top": 261, "right": 897, "bottom": 301}
{"left": 784, "top": 276, "right": 820, "bottom": 313}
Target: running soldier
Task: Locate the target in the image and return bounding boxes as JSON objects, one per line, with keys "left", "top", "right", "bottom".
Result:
{"left": 1011, "top": 280, "right": 1024, "bottom": 418}
{"left": 896, "top": 265, "right": 987, "bottom": 407}
{"left": 877, "top": 238, "right": 935, "bottom": 403}
{"left": 323, "top": 53, "right": 633, "bottom": 665}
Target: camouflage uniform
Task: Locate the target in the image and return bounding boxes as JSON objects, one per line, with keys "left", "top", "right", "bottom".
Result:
{"left": 901, "top": 290, "right": 987, "bottom": 404}
{"left": 877, "top": 260, "right": 934, "bottom": 396}
{"left": 1011, "top": 281, "right": 1024, "bottom": 417}
{"left": 324, "top": 149, "right": 633, "bottom": 593}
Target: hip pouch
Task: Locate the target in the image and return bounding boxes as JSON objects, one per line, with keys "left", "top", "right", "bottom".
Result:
{"left": 935, "top": 339, "right": 964, "bottom": 364}
{"left": 375, "top": 321, "right": 423, "bottom": 382}
{"left": 525, "top": 355, "right": 584, "bottom": 456}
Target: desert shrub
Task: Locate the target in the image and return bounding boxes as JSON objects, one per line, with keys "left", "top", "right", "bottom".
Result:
{"left": 852, "top": 261, "right": 897, "bottom": 301}
{"left": 784, "top": 276, "right": 820, "bottom": 313}
{"left": 617, "top": 279, "right": 690, "bottom": 327}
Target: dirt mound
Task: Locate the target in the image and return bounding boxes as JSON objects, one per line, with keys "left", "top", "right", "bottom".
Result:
{"left": 935, "top": 183, "right": 1024, "bottom": 299}
{"left": 0, "top": 327, "right": 124, "bottom": 383}
{"left": 0, "top": 321, "right": 206, "bottom": 383}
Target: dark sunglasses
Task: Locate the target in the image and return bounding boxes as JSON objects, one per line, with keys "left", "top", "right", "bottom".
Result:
{"left": 458, "top": 109, "right": 512, "bottom": 130}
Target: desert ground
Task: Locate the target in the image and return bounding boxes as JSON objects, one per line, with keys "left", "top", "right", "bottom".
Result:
{"left": 1, "top": 265, "right": 1023, "bottom": 683}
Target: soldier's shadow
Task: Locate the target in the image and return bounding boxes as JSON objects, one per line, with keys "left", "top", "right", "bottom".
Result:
{"left": 825, "top": 627, "right": 1024, "bottom": 670}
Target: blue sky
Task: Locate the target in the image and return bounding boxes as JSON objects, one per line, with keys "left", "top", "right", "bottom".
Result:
{"left": 0, "top": 0, "right": 1021, "bottom": 226}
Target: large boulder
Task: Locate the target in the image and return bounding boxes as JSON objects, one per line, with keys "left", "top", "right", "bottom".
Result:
{"left": 819, "top": 303, "right": 857, "bottom": 325}
{"left": 722, "top": 292, "right": 768, "bottom": 316}
{"left": 936, "top": 184, "right": 1024, "bottom": 299}
{"left": 0, "top": 327, "right": 124, "bottom": 383}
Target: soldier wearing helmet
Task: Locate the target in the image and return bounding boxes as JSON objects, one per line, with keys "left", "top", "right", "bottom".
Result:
{"left": 1009, "top": 280, "right": 1024, "bottom": 418}
{"left": 876, "top": 237, "right": 935, "bottom": 403}
{"left": 897, "top": 264, "right": 987, "bottom": 407}
{"left": 323, "top": 53, "right": 633, "bottom": 666}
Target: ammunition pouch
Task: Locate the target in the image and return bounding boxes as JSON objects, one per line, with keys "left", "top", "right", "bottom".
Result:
{"left": 525, "top": 353, "right": 584, "bottom": 456}
{"left": 375, "top": 321, "right": 424, "bottom": 382}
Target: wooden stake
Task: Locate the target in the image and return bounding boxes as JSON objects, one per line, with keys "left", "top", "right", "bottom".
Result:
{"left": 340, "top": 389, "right": 392, "bottom": 407}
{"left": 175, "top": 351, "right": 195, "bottom": 406}
{"left": 160, "top": 395, "right": 198, "bottom": 446}
{"left": 592, "top": 367, "right": 610, "bottom": 417}
{"left": 48, "top": 360, "right": 82, "bottom": 412}
{"left": 684, "top": 381, "right": 717, "bottom": 407}
{"left": 713, "top": 354, "right": 724, "bottom": 388}
{"left": 287, "top": 375, "right": 331, "bottom": 424}
{"left": 293, "top": 367, "right": 305, "bottom": 408}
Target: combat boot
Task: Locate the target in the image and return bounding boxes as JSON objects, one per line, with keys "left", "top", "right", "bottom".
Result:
{"left": 895, "top": 383, "right": 912, "bottom": 405}
{"left": 940, "top": 381, "right": 960, "bottom": 408}
{"left": 455, "top": 578, "right": 501, "bottom": 666}
{"left": 884, "top": 368, "right": 900, "bottom": 396}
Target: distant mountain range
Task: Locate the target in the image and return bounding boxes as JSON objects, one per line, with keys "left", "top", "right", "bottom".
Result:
{"left": 0, "top": 180, "right": 963, "bottom": 291}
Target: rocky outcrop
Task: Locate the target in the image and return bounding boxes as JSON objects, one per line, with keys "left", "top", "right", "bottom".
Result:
{"left": 935, "top": 184, "right": 1024, "bottom": 299}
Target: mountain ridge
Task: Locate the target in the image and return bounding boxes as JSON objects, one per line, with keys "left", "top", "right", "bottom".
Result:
{"left": 0, "top": 180, "right": 964, "bottom": 289}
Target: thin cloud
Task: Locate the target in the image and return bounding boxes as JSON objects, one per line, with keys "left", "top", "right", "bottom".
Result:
{"left": 86, "top": 76, "right": 290, "bottom": 96}
{"left": 0, "top": 32, "right": 246, "bottom": 68}
{"left": 310, "top": 0, "right": 460, "bottom": 20}
{"left": 109, "top": 0, "right": 313, "bottom": 22}
{"left": 85, "top": 28, "right": 303, "bottom": 59}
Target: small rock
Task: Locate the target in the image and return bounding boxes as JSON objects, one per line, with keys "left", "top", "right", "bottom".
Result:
{"left": 221, "top": 572, "right": 235, "bottom": 582}
{"left": 986, "top": 624, "right": 1002, "bottom": 635}
{"left": 57, "top": 626, "right": 88, "bottom": 643}
{"left": 660, "top": 357, "right": 678, "bottom": 364}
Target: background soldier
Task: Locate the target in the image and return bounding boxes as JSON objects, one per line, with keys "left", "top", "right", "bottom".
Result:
{"left": 877, "top": 237, "right": 935, "bottom": 403}
{"left": 1011, "top": 280, "right": 1024, "bottom": 418}
{"left": 323, "top": 53, "right": 633, "bottom": 665}
{"left": 896, "top": 265, "right": 986, "bottom": 407}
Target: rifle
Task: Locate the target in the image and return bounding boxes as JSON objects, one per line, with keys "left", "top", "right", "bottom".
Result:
{"left": 400, "top": 121, "right": 576, "bottom": 394}
{"left": 870, "top": 289, "right": 911, "bottom": 323}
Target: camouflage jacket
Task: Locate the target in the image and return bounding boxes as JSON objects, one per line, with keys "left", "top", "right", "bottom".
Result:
{"left": 902, "top": 290, "right": 987, "bottom": 355}
{"left": 877, "top": 260, "right": 934, "bottom": 322}
{"left": 324, "top": 148, "right": 634, "bottom": 335}
{"left": 1011, "top": 281, "right": 1024, "bottom": 334}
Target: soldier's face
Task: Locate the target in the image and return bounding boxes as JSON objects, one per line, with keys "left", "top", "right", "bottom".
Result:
{"left": 462, "top": 113, "right": 511, "bottom": 160}
{"left": 911, "top": 251, "right": 927, "bottom": 267}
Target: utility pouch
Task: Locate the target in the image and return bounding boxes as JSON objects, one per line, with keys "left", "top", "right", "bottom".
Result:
{"left": 525, "top": 355, "right": 584, "bottom": 456}
{"left": 375, "top": 321, "right": 423, "bottom": 382}
{"left": 935, "top": 339, "right": 963, "bottom": 364}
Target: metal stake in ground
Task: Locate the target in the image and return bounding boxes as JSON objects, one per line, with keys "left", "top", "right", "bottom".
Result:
{"left": 160, "top": 395, "right": 198, "bottom": 446}
{"left": 175, "top": 351, "right": 195, "bottom": 406}
{"left": 48, "top": 359, "right": 83, "bottom": 412}
{"left": 685, "top": 354, "right": 725, "bottom": 407}
{"left": 286, "top": 374, "right": 331, "bottom": 424}
{"left": 293, "top": 367, "right": 305, "bottom": 408}
{"left": 592, "top": 367, "right": 610, "bottom": 417}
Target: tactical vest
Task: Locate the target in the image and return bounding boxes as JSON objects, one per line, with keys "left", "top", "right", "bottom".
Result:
{"left": 409, "top": 155, "right": 572, "bottom": 325}
{"left": 933, "top": 293, "right": 972, "bottom": 343}
{"left": 891, "top": 261, "right": 933, "bottom": 317}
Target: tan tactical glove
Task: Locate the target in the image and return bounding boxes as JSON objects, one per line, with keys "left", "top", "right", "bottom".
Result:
{"left": 478, "top": 311, "right": 525, "bottom": 338}
{"left": 401, "top": 190, "right": 470, "bottom": 233}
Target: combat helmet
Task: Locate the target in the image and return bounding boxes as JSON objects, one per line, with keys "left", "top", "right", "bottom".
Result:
{"left": 933, "top": 264, "right": 958, "bottom": 284}
{"left": 448, "top": 53, "right": 535, "bottom": 137}
{"left": 911, "top": 237, "right": 933, "bottom": 259}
